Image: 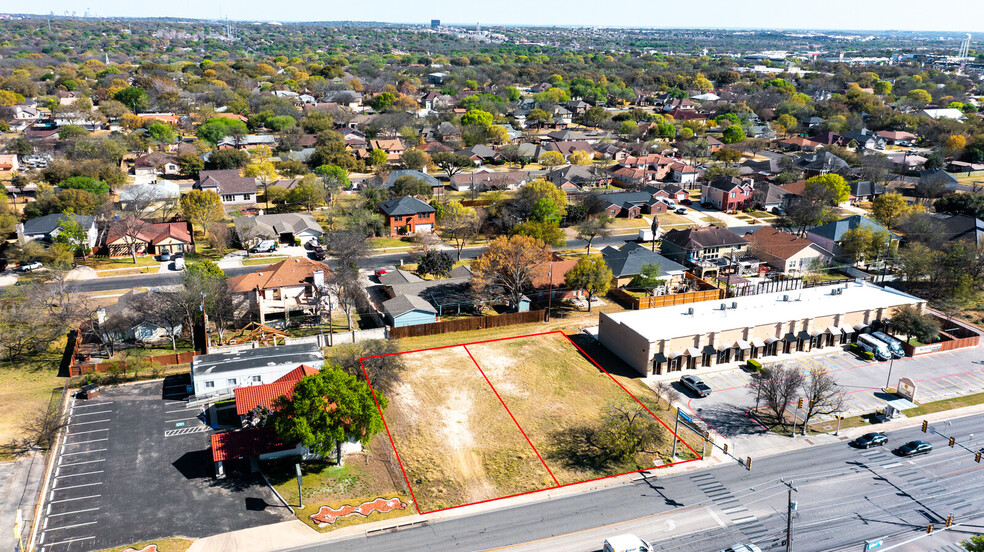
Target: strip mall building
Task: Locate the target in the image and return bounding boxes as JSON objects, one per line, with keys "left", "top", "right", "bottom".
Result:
{"left": 598, "top": 280, "right": 924, "bottom": 377}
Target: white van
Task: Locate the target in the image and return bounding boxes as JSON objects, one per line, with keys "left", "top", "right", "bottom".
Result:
{"left": 603, "top": 534, "right": 652, "bottom": 552}
{"left": 719, "top": 545, "right": 763, "bottom": 552}
{"left": 856, "top": 334, "right": 892, "bottom": 361}
{"left": 251, "top": 240, "right": 277, "bottom": 253}
{"left": 871, "top": 331, "right": 905, "bottom": 358}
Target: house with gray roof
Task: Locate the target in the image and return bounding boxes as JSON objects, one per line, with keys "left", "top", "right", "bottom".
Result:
{"left": 378, "top": 196, "right": 436, "bottom": 235}
{"left": 18, "top": 213, "right": 98, "bottom": 249}
{"left": 795, "top": 151, "right": 851, "bottom": 176}
{"left": 234, "top": 213, "right": 324, "bottom": 246}
{"left": 382, "top": 295, "right": 438, "bottom": 327}
{"left": 196, "top": 169, "right": 257, "bottom": 205}
{"left": 370, "top": 169, "right": 443, "bottom": 193}
{"left": 601, "top": 242, "right": 688, "bottom": 287}
{"left": 806, "top": 215, "right": 899, "bottom": 261}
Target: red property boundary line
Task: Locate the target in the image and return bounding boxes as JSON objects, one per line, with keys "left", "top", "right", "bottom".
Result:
{"left": 359, "top": 330, "right": 700, "bottom": 516}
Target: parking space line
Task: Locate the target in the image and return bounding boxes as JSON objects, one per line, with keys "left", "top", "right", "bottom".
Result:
{"left": 62, "top": 438, "right": 108, "bottom": 446}
{"left": 71, "top": 401, "right": 112, "bottom": 408}
{"left": 72, "top": 410, "right": 112, "bottom": 416}
{"left": 60, "top": 448, "right": 107, "bottom": 457}
{"left": 48, "top": 495, "right": 100, "bottom": 504}
{"left": 52, "top": 481, "right": 102, "bottom": 491}
{"left": 70, "top": 419, "right": 110, "bottom": 425}
{"left": 950, "top": 374, "right": 981, "bottom": 389}
{"left": 65, "top": 428, "right": 109, "bottom": 436}
{"left": 45, "top": 521, "right": 97, "bottom": 531}
{"left": 58, "top": 459, "right": 105, "bottom": 468}
{"left": 47, "top": 507, "right": 99, "bottom": 517}
{"left": 165, "top": 417, "right": 201, "bottom": 424}
{"left": 45, "top": 535, "right": 95, "bottom": 546}
{"left": 56, "top": 470, "right": 103, "bottom": 478}
{"left": 961, "top": 372, "right": 984, "bottom": 386}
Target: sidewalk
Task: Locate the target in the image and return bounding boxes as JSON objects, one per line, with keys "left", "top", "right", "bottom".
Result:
{"left": 0, "top": 450, "right": 45, "bottom": 552}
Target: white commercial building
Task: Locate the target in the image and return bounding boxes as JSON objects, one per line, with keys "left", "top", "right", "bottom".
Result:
{"left": 190, "top": 343, "right": 324, "bottom": 398}
{"left": 598, "top": 280, "right": 924, "bottom": 377}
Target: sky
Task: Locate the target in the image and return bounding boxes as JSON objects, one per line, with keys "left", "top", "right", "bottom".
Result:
{"left": 11, "top": 0, "right": 984, "bottom": 34}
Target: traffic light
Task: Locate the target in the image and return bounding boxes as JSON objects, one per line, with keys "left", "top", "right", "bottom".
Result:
{"left": 797, "top": 398, "right": 804, "bottom": 409}
{"left": 746, "top": 457, "right": 752, "bottom": 470}
{"left": 723, "top": 443, "right": 729, "bottom": 454}
{"left": 927, "top": 524, "right": 934, "bottom": 534}
{"left": 922, "top": 420, "right": 928, "bottom": 433}
{"left": 976, "top": 452, "right": 981, "bottom": 463}
{"left": 946, "top": 515, "right": 953, "bottom": 528}
{"left": 949, "top": 437, "right": 955, "bottom": 447}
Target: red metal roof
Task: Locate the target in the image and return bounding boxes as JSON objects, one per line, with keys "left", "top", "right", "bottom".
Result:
{"left": 275, "top": 364, "right": 320, "bottom": 383}
{"left": 210, "top": 428, "right": 287, "bottom": 462}
{"left": 233, "top": 365, "right": 319, "bottom": 415}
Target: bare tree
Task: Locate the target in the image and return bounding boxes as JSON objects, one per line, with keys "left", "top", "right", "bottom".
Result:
{"left": 132, "top": 290, "right": 186, "bottom": 350}
{"left": 654, "top": 380, "right": 681, "bottom": 410}
{"left": 800, "top": 366, "right": 845, "bottom": 431}
{"left": 576, "top": 215, "right": 613, "bottom": 254}
{"left": 109, "top": 213, "right": 150, "bottom": 263}
{"left": 747, "top": 363, "right": 804, "bottom": 427}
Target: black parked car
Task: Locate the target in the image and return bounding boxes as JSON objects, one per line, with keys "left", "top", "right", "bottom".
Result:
{"left": 854, "top": 432, "right": 888, "bottom": 449}
{"left": 896, "top": 440, "right": 932, "bottom": 457}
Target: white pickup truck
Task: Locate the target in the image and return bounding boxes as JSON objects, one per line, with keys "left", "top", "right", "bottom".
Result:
{"left": 603, "top": 534, "right": 652, "bottom": 552}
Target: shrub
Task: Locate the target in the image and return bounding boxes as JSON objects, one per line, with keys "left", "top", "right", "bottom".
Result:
{"left": 862, "top": 351, "right": 875, "bottom": 361}
{"left": 747, "top": 359, "right": 762, "bottom": 370}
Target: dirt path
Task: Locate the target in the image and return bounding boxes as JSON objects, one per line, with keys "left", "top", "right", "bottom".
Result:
{"left": 442, "top": 388, "right": 495, "bottom": 502}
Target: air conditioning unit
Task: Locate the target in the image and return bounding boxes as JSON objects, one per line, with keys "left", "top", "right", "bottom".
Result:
{"left": 783, "top": 294, "right": 789, "bottom": 301}
{"left": 688, "top": 307, "right": 694, "bottom": 315}
{"left": 731, "top": 302, "right": 738, "bottom": 309}
{"left": 721, "top": 303, "right": 727, "bottom": 310}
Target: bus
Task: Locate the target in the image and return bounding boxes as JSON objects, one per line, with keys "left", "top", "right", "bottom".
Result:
{"left": 871, "top": 331, "right": 905, "bottom": 359}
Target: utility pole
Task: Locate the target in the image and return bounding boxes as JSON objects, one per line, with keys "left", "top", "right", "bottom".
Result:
{"left": 781, "top": 479, "right": 798, "bottom": 552}
{"left": 546, "top": 267, "right": 553, "bottom": 321}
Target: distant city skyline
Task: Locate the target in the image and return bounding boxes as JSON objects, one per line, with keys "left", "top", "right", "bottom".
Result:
{"left": 8, "top": 1, "right": 984, "bottom": 34}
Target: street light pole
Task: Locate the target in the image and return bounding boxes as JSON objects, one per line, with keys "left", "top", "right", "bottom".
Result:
{"left": 546, "top": 266, "right": 553, "bottom": 321}
{"left": 885, "top": 356, "right": 895, "bottom": 389}
{"left": 781, "top": 479, "right": 798, "bottom": 552}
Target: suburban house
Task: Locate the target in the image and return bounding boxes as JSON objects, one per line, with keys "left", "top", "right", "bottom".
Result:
{"left": 938, "top": 215, "right": 984, "bottom": 246}
{"left": 837, "top": 129, "right": 886, "bottom": 150}
{"left": 542, "top": 140, "right": 594, "bottom": 160}
{"left": 371, "top": 169, "right": 444, "bottom": 194}
{"left": 132, "top": 152, "right": 181, "bottom": 177}
{"left": 191, "top": 343, "right": 325, "bottom": 399}
{"left": 546, "top": 165, "right": 607, "bottom": 192}
{"left": 378, "top": 196, "right": 436, "bottom": 235}
{"left": 601, "top": 242, "right": 688, "bottom": 288}
{"left": 876, "top": 130, "right": 918, "bottom": 146}
{"left": 227, "top": 257, "right": 334, "bottom": 323}
{"left": 661, "top": 226, "right": 750, "bottom": 278}
{"left": 233, "top": 213, "right": 324, "bottom": 246}
{"left": 97, "top": 290, "right": 182, "bottom": 344}
{"left": 195, "top": 169, "right": 258, "bottom": 204}
{"left": 598, "top": 190, "right": 670, "bottom": 218}
{"left": 381, "top": 265, "right": 476, "bottom": 323}
{"left": 701, "top": 176, "right": 755, "bottom": 212}
{"left": 456, "top": 144, "right": 500, "bottom": 165}
{"left": 777, "top": 137, "right": 822, "bottom": 152}
{"left": 0, "top": 154, "right": 20, "bottom": 173}
{"left": 17, "top": 213, "right": 98, "bottom": 249}
{"left": 105, "top": 221, "right": 195, "bottom": 257}
{"left": 848, "top": 181, "right": 887, "bottom": 203}
{"left": 806, "top": 215, "right": 899, "bottom": 260}
{"left": 743, "top": 227, "right": 833, "bottom": 275}
{"left": 918, "top": 168, "right": 959, "bottom": 195}
{"left": 527, "top": 254, "right": 580, "bottom": 302}
{"left": 795, "top": 151, "right": 851, "bottom": 176}
{"left": 450, "top": 169, "right": 531, "bottom": 191}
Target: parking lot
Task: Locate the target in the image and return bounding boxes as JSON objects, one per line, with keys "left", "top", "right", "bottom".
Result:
{"left": 680, "top": 345, "right": 984, "bottom": 437}
{"left": 38, "top": 377, "right": 292, "bottom": 551}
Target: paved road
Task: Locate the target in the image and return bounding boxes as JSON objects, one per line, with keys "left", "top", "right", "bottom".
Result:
{"left": 67, "top": 234, "right": 644, "bottom": 294}
{"left": 279, "top": 412, "right": 984, "bottom": 552}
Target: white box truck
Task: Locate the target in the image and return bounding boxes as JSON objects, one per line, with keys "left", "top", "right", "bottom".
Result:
{"left": 603, "top": 534, "right": 652, "bottom": 552}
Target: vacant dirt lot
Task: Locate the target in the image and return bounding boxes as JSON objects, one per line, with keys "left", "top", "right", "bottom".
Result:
{"left": 467, "top": 333, "right": 674, "bottom": 485}
{"left": 376, "top": 332, "right": 689, "bottom": 513}
{"left": 384, "top": 346, "right": 554, "bottom": 513}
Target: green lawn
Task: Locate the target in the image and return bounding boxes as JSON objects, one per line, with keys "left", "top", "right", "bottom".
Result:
{"left": 0, "top": 339, "right": 67, "bottom": 460}
{"left": 370, "top": 237, "right": 417, "bottom": 249}
{"left": 243, "top": 256, "right": 289, "bottom": 266}
{"left": 908, "top": 391, "right": 984, "bottom": 417}
{"left": 610, "top": 218, "right": 650, "bottom": 230}
{"left": 81, "top": 256, "right": 160, "bottom": 270}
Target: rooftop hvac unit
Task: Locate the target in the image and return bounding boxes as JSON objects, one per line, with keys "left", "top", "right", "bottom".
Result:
{"left": 731, "top": 302, "right": 738, "bottom": 309}
{"left": 688, "top": 307, "right": 694, "bottom": 315}
{"left": 783, "top": 294, "right": 789, "bottom": 301}
{"left": 721, "top": 303, "right": 727, "bottom": 310}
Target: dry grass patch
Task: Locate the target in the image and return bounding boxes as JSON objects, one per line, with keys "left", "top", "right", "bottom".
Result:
{"left": 0, "top": 341, "right": 66, "bottom": 460}
{"left": 384, "top": 346, "right": 553, "bottom": 512}
{"left": 93, "top": 538, "right": 194, "bottom": 552}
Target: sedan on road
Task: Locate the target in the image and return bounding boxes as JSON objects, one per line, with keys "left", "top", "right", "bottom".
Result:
{"left": 896, "top": 440, "right": 932, "bottom": 457}
{"left": 853, "top": 432, "right": 888, "bottom": 449}
{"left": 680, "top": 375, "right": 711, "bottom": 398}
{"left": 18, "top": 260, "right": 43, "bottom": 272}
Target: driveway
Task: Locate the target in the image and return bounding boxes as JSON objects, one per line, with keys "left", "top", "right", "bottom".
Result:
{"left": 37, "top": 378, "right": 292, "bottom": 551}
{"left": 678, "top": 345, "right": 984, "bottom": 439}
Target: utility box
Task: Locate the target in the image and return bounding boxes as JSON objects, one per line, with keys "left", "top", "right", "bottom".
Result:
{"left": 79, "top": 384, "right": 100, "bottom": 399}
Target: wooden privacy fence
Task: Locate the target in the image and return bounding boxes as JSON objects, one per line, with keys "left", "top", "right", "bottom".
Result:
{"left": 70, "top": 350, "right": 198, "bottom": 376}
{"left": 610, "top": 286, "right": 725, "bottom": 310}
{"left": 389, "top": 309, "right": 547, "bottom": 339}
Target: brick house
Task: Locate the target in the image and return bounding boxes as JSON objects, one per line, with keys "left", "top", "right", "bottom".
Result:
{"left": 378, "top": 196, "right": 436, "bottom": 235}
{"left": 701, "top": 176, "right": 754, "bottom": 212}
